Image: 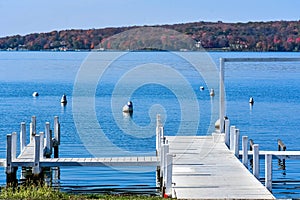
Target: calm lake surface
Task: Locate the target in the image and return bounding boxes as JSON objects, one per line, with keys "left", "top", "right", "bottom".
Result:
{"left": 0, "top": 51, "right": 300, "bottom": 198}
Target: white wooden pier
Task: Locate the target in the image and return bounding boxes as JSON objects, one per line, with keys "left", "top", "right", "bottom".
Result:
{"left": 167, "top": 135, "right": 275, "bottom": 199}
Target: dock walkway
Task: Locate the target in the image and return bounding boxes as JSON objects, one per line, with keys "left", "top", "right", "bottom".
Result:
{"left": 167, "top": 135, "right": 275, "bottom": 199}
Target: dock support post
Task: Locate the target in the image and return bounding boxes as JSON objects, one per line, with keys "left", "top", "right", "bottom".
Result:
{"left": 45, "top": 122, "right": 52, "bottom": 157}
{"left": 233, "top": 128, "right": 240, "bottom": 157}
{"left": 265, "top": 154, "right": 272, "bottom": 191}
{"left": 30, "top": 116, "right": 36, "bottom": 141}
{"left": 165, "top": 153, "right": 173, "bottom": 198}
{"left": 53, "top": 116, "right": 60, "bottom": 158}
{"left": 20, "top": 122, "right": 26, "bottom": 153}
{"left": 219, "top": 58, "right": 225, "bottom": 133}
{"left": 156, "top": 114, "right": 161, "bottom": 156}
{"left": 229, "top": 126, "right": 236, "bottom": 150}
{"left": 242, "top": 136, "right": 248, "bottom": 167}
{"left": 253, "top": 144, "right": 260, "bottom": 179}
{"left": 224, "top": 119, "right": 230, "bottom": 147}
{"left": 32, "top": 135, "right": 41, "bottom": 176}
{"left": 39, "top": 132, "right": 44, "bottom": 160}
{"left": 6, "top": 134, "right": 17, "bottom": 185}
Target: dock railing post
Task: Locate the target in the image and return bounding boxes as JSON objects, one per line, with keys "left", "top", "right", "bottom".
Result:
{"left": 242, "top": 136, "right": 248, "bottom": 167}
{"left": 165, "top": 153, "right": 173, "bottom": 198}
{"left": 229, "top": 126, "right": 236, "bottom": 151}
{"left": 156, "top": 114, "right": 161, "bottom": 156}
{"left": 265, "top": 154, "right": 272, "bottom": 191}
{"left": 11, "top": 132, "right": 17, "bottom": 161}
{"left": 6, "top": 134, "right": 17, "bottom": 185}
{"left": 30, "top": 116, "right": 36, "bottom": 141}
{"left": 32, "top": 135, "right": 41, "bottom": 176}
{"left": 233, "top": 128, "right": 240, "bottom": 157}
{"left": 253, "top": 144, "right": 260, "bottom": 179}
{"left": 53, "top": 116, "right": 60, "bottom": 158}
{"left": 39, "top": 132, "right": 44, "bottom": 160}
{"left": 224, "top": 119, "right": 230, "bottom": 147}
{"left": 163, "top": 142, "right": 169, "bottom": 185}
{"left": 20, "top": 122, "right": 26, "bottom": 153}
{"left": 45, "top": 122, "right": 52, "bottom": 157}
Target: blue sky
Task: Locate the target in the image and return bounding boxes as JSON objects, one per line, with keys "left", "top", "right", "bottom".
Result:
{"left": 0, "top": 0, "right": 299, "bottom": 37}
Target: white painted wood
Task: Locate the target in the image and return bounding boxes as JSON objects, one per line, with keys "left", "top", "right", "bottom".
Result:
{"left": 6, "top": 134, "right": 12, "bottom": 173}
{"left": 219, "top": 58, "right": 225, "bottom": 133}
{"left": 265, "top": 154, "right": 272, "bottom": 191}
{"left": 223, "top": 57, "right": 300, "bottom": 62}
{"left": 20, "top": 122, "right": 26, "bottom": 153}
{"left": 39, "top": 132, "right": 44, "bottom": 159}
{"left": 233, "top": 128, "right": 240, "bottom": 157}
{"left": 163, "top": 143, "right": 169, "bottom": 184}
{"left": 45, "top": 122, "right": 52, "bottom": 155}
{"left": 224, "top": 119, "right": 230, "bottom": 147}
{"left": 31, "top": 115, "right": 36, "bottom": 136}
{"left": 229, "top": 126, "right": 236, "bottom": 150}
{"left": 32, "top": 135, "right": 40, "bottom": 175}
{"left": 167, "top": 136, "right": 274, "bottom": 199}
{"left": 165, "top": 153, "right": 173, "bottom": 197}
{"left": 11, "top": 132, "right": 17, "bottom": 161}
{"left": 54, "top": 116, "right": 60, "bottom": 145}
{"left": 242, "top": 136, "right": 248, "bottom": 167}
{"left": 253, "top": 144, "right": 259, "bottom": 179}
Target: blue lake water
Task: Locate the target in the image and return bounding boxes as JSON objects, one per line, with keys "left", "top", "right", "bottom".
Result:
{"left": 0, "top": 51, "right": 300, "bottom": 198}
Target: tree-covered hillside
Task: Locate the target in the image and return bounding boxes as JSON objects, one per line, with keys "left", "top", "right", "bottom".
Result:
{"left": 1, "top": 21, "right": 300, "bottom": 51}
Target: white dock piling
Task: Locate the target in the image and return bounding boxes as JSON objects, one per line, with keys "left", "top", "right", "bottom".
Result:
{"left": 45, "top": 122, "right": 52, "bottom": 156}
{"left": 224, "top": 119, "right": 230, "bottom": 147}
{"left": 253, "top": 144, "right": 260, "bottom": 179}
{"left": 20, "top": 122, "right": 26, "bottom": 153}
{"left": 229, "top": 126, "right": 236, "bottom": 150}
{"left": 265, "top": 154, "right": 272, "bottom": 191}
{"left": 30, "top": 116, "right": 36, "bottom": 140}
{"left": 39, "top": 132, "right": 44, "bottom": 160}
{"left": 165, "top": 153, "right": 173, "bottom": 197}
{"left": 233, "top": 128, "right": 240, "bottom": 157}
{"left": 11, "top": 132, "right": 17, "bottom": 161}
{"left": 32, "top": 135, "right": 41, "bottom": 175}
{"left": 242, "top": 136, "right": 248, "bottom": 167}
{"left": 6, "top": 134, "right": 12, "bottom": 174}
{"left": 53, "top": 116, "right": 60, "bottom": 158}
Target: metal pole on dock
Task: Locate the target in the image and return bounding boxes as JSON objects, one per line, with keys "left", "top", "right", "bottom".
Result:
{"left": 219, "top": 58, "right": 225, "bottom": 133}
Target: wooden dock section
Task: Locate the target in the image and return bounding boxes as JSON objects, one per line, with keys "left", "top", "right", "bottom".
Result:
{"left": 166, "top": 135, "right": 275, "bottom": 199}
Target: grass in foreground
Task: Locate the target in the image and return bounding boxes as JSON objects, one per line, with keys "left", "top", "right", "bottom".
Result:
{"left": 0, "top": 185, "right": 162, "bottom": 200}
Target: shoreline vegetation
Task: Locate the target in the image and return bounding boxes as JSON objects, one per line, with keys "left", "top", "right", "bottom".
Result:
{"left": 0, "top": 184, "right": 162, "bottom": 200}
{"left": 1, "top": 20, "right": 300, "bottom": 52}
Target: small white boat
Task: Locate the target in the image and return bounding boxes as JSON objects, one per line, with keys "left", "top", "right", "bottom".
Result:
{"left": 61, "top": 94, "right": 67, "bottom": 104}
{"left": 122, "top": 101, "right": 133, "bottom": 113}
{"left": 200, "top": 86, "right": 205, "bottom": 91}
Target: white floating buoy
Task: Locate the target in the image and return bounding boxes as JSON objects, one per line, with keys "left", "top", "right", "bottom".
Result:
{"left": 32, "top": 92, "right": 39, "bottom": 97}
{"left": 200, "top": 86, "right": 205, "bottom": 91}
{"left": 61, "top": 94, "right": 67, "bottom": 105}
{"left": 122, "top": 101, "right": 133, "bottom": 113}
{"left": 210, "top": 88, "right": 215, "bottom": 97}
{"left": 249, "top": 97, "right": 254, "bottom": 105}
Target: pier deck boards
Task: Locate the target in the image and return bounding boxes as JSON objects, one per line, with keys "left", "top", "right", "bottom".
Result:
{"left": 166, "top": 135, "right": 275, "bottom": 199}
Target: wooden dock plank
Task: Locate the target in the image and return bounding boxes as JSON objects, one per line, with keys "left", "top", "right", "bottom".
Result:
{"left": 166, "top": 136, "right": 275, "bottom": 199}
